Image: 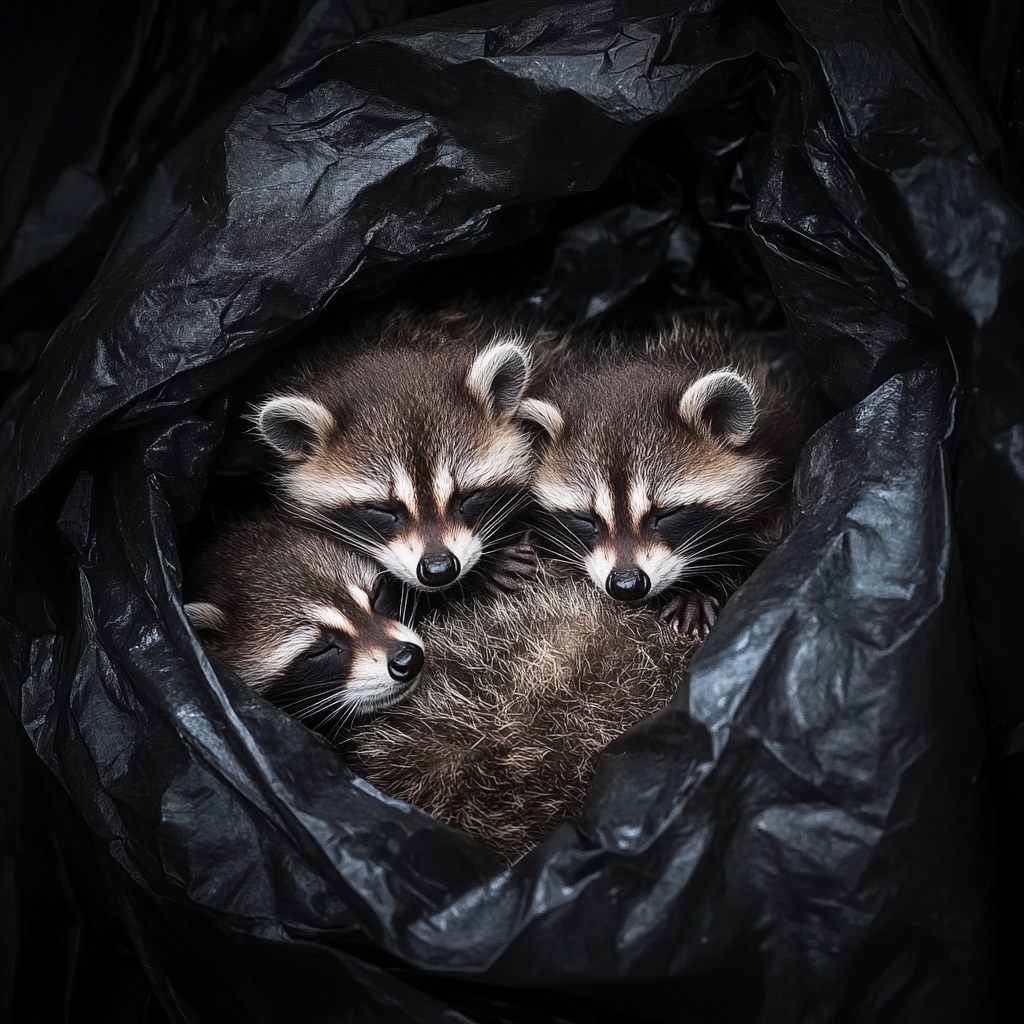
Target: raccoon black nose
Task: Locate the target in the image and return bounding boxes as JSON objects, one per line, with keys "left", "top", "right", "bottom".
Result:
{"left": 606, "top": 567, "right": 651, "bottom": 601}
{"left": 417, "top": 549, "right": 460, "bottom": 587}
{"left": 387, "top": 642, "right": 424, "bottom": 682}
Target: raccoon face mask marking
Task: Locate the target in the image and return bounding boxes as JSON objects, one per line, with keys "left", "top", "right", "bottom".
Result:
{"left": 185, "top": 516, "right": 426, "bottom": 727}
{"left": 530, "top": 330, "right": 798, "bottom": 613}
{"left": 253, "top": 322, "right": 544, "bottom": 593}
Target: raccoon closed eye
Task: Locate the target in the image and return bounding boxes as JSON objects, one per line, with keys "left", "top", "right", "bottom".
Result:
{"left": 333, "top": 504, "right": 406, "bottom": 539}
{"left": 455, "top": 488, "right": 508, "bottom": 525}
{"left": 282, "top": 631, "right": 353, "bottom": 687}
{"left": 649, "top": 505, "right": 725, "bottom": 544}
{"left": 555, "top": 513, "right": 603, "bottom": 545}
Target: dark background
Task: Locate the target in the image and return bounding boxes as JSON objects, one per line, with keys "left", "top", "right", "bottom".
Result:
{"left": 1, "top": 2, "right": 1022, "bottom": 1021}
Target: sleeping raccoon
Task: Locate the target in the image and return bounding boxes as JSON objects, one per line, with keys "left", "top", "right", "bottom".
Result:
{"left": 184, "top": 513, "right": 424, "bottom": 728}
{"left": 524, "top": 320, "right": 807, "bottom": 638}
{"left": 253, "top": 307, "right": 553, "bottom": 597}
{"left": 346, "top": 573, "right": 699, "bottom": 864}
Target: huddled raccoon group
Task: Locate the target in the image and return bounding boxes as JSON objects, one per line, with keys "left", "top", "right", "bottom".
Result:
{"left": 184, "top": 305, "right": 806, "bottom": 861}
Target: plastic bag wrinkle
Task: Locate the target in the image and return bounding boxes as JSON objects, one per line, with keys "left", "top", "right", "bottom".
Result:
{"left": 0, "top": 0, "right": 1007, "bottom": 1019}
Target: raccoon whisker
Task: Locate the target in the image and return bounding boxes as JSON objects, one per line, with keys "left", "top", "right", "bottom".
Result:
{"left": 477, "top": 529, "right": 534, "bottom": 556}
{"left": 667, "top": 499, "right": 771, "bottom": 553}
{"left": 273, "top": 689, "right": 346, "bottom": 723}
{"left": 673, "top": 534, "right": 768, "bottom": 563}
{"left": 480, "top": 536, "right": 518, "bottom": 556}
{"left": 328, "top": 695, "right": 366, "bottom": 732}
{"left": 532, "top": 536, "right": 586, "bottom": 564}
{"left": 473, "top": 493, "right": 518, "bottom": 531}
{"left": 527, "top": 524, "right": 588, "bottom": 561}
{"left": 478, "top": 520, "right": 529, "bottom": 549}
{"left": 290, "top": 685, "right": 367, "bottom": 736}
{"left": 675, "top": 560, "right": 750, "bottom": 577}
{"left": 756, "top": 477, "right": 793, "bottom": 501}
{"left": 281, "top": 503, "right": 386, "bottom": 560}
{"left": 479, "top": 489, "right": 528, "bottom": 521}
{"left": 276, "top": 499, "right": 361, "bottom": 540}
{"left": 398, "top": 583, "right": 421, "bottom": 629}
{"left": 542, "top": 551, "right": 589, "bottom": 572}
{"left": 270, "top": 675, "right": 344, "bottom": 703}
{"left": 535, "top": 546, "right": 588, "bottom": 572}
{"left": 531, "top": 516, "right": 591, "bottom": 554}
{"left": 292, "top": 691, "right": 347, "bottom": 719}
{"left": 476, "top": 492, "right": 531, "bottom": 540}
{"left": 347, "top": 512, "right": 393, "bottom": 545}
{"left": 680, "top": 563, "right": 758, "bottom": 580}
{"left": 674, "top": 530, "right": 765, "bottom": 556}
{"left": 288, "top": 496, "right": 391, "bottom": 545}
{"left": 319, "top": 527, "right": 382, "bottom": 559}
{"left": 712, "top": 477, "right": 790, "bottom": 515}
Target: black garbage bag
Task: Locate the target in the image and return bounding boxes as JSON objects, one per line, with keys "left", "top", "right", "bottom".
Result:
{"left": 0, "top": 0, "right": 476, "bottom": 404}
{"left": 2, "top": 0, "right": 1022, "bottom": 1020}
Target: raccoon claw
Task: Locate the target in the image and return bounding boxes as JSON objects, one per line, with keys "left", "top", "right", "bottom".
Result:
{"left": 659, "top": 592, "right": 720, "bottom": 639}
{"left": 481, "top": 543, "right": 540, "bottom": 596}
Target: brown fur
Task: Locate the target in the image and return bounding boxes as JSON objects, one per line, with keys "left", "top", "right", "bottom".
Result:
{"left": 184, "top": 514, "right": 422, "bottom": 721}
{"left": 529, "top": 319, "right": 808, "bottom": 606}
{"left": 256, "top": 305, "right": 565, "bottom": 592}
{"left": 346, "top": 573, "right": 699, "bottom": 864}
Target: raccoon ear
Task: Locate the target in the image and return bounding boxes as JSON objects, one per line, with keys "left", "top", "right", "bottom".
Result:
{"left": 185, "top": 601, "right": 228, "bottom": 636}
{"left": 518, "top": 397, "right": 564, "bottom": 440}
{"left": 678, "top": 370, "right": 757, "bottom": 445}
{"left": 255, "top": 396, "right": 336, "bottom": 458}
{"left": 467, "top": 342, "right": 531, "bottom": 417}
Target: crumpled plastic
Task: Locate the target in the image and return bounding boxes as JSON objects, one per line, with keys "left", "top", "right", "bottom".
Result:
{"left": 2, "top": 0, "right": 1022, "bottom": 1021}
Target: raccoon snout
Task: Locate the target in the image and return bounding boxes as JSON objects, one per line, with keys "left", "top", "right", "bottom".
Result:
{"left": 606, "top": 567, "right": 651, "bottom": 601}
{"left": 417, "top": 548, "right": 461, "bottom": 587}
{"left": 387, "top": 642, "right": 425, "bottom": 682}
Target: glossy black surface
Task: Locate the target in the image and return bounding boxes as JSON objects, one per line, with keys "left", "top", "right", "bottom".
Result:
{"left": 387, "top": 642, "right": 424, "bottom": 682}
{"left": 605, "top": 566, "right": 651, "bottom": 601}
{"left": 416, "top": 549, "right": 460, "bottom": 587}
{"left": 1, "top": 0, "right": 1020, "bottom": 1021}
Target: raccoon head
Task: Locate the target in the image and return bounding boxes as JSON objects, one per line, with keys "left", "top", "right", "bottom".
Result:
{"left": 530, "top": 366, "right": 774, "bottom": 602}
{"left": 255, "top": 339, "right": 540, "bottom": 591}
{"left": 186, "top": 523, "right": 424, "bottom": 726}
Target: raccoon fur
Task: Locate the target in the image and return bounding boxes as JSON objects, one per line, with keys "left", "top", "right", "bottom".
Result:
{"left": 184, "top": 513, "right": 424, "bottom": 726}
{"left": 524, "top": 319, "right": 807, "bottom": 637}
{"left": 345, "top": 573, "right": 699, "bottom": 864}
{"left": 253, "top": 306, "right": 559, "bottom": 596}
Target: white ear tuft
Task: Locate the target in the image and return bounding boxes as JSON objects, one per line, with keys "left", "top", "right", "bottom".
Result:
{"left": 255, "top": 396, "right": 336, "bottom": 458}
{"left": 518, "top": 397, "right": 564, "bottom": 440}
{"left": 185, "top": 601, "right": 228, "bottom": 634}
{"left": 678, "top": 370, "right": 757, "bottom": 445}
{"left": 466, "top": 341, "right": 532, "bottom": 416}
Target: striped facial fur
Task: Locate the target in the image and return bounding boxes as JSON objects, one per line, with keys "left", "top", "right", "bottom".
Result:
{"left": 184, "top": 514, "right": 424, "bottom": 730}
{"left": 529, "top": 322, "right": 805, "bottom": 606}
{"left": 255, "top": 309, "right": 544, "bottom": 592}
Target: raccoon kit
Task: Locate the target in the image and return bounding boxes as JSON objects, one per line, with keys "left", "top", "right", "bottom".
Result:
{"left": 185, "top": 513, "right": 424, "bottom": 727}
{"left": 528, "top": 320, "right": 806, "bottom": 638}
{"left": 253, "top": 307, "right": 552, "bottom": 597}
{"left": 346, "top": 575, "right": 700, "bottom": 864}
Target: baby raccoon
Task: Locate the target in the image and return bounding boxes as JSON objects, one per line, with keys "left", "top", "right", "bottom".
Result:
{"left": 253, "top": 307, "right": 550, "bottom": 596}
{"left": 184, "top": 513, "right": 424, "bottom": 729}
{"left": 526, "top": 320, "right": 807, "bottom": 637}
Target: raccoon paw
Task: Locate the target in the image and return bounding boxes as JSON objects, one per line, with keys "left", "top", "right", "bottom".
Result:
{"left": 659, "top": 592, "right": 720, "bottom": 639}
{"left": 480, "top": 543, "right": 540, "bottom": 596}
